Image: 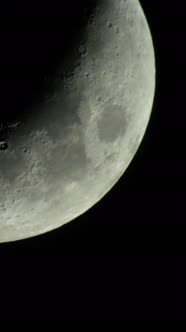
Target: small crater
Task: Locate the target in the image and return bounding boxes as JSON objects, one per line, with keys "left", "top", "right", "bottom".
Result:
{"left": 79, "top": 44, "right": 87, "bottom": 55}
{"left": 113, "top": 25, "right": 119, "bottom": 34}
{"left": 106, "top": 21, "right": 112, "bottom": 28}
{"left": 85, "top": 71, "right": 90, "bottom": 78}
{"left": 88, "top": 13, "right": 96, "bottom": 28}
{"left": 0, "top": 141, "right": 8, "bottom": 150}
{"left": 23, "top": 148, "right": 31, "bottom": 155}
{"left": 96, "top": 95, "right": 102, "bottom": 102}
{"left": 97, "top": 104, "right": 128, "bottom": 142}
{"left": 89, "top": 18, "right": 96, "bottom": 28}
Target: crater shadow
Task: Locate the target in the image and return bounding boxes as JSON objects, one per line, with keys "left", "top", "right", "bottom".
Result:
{"left": 0, "top": 0, "right": 100, "bottom": 126}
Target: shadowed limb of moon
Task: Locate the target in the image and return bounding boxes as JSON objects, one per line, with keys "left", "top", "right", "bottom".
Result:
{"left": 0, "top": 0, "right": 155, "bottom": 242}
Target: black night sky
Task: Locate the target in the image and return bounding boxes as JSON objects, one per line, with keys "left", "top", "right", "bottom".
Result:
{"left": 0, "top": 0, "right": 184, "bottom": 322}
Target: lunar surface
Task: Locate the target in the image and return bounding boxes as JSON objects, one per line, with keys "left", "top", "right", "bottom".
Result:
{"left": 0, "top": 0, "right": 155, "bottom": 242}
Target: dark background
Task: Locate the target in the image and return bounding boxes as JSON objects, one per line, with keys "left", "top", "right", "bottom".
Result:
{"left": 0, "top": 0, "right": 184, "bottom": 322}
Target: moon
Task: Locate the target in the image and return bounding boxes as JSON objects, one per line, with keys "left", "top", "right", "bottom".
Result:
{"left": 0, "top": 0, "right": 155, "bottom": 242}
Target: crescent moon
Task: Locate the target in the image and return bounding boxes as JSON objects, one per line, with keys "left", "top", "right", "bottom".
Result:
{"left": 0, "top": 0, "right": 155, "bottom": 242}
